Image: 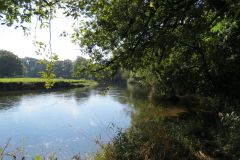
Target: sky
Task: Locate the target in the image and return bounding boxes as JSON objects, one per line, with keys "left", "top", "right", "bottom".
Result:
{"left": 0, "top": 14, "right": 85, "bottom": 61}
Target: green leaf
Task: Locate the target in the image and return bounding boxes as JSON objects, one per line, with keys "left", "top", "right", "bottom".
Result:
{"left": 145, "top": 11, "right": 150, "bottom": 17}
{"left": 149, "top": 1, "right": 156, "bottom": 10}
{"left": 211, "top": 23, "right": 222, "bottom": 33}
{"left": 149, "top": 2, "right": 154, "bottom": 8}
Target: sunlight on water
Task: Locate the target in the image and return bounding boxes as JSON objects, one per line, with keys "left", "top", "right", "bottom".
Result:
{"left": 0, "top": 85, "right": 187, "bottom": 158}
{"left": 0, "top": 87, "right": 132, "bottom": 158}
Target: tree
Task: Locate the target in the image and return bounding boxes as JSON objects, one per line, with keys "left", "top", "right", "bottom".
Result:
{"left": 53, "top": 60, "right": 73, "bottom": 78}
{"left": 0, "top": 0, "right": 59, "bottom": 27}
{"left": 1, "top": 0, "right": 240, "bottom": 98}
{"left": 73, "top": 56, "right": 90, "bottom": 79}
{"left": 21, "top": 57, "right": 45, "bottom": 77}
{"left": 1, "top": 0, "right": 240, "bottom": 158}
{"left": 72, "top": 0, "right": 240, "bottom": 98}
{"left": 62, "top": 60, "right": 73, "bottom": 78}
{"left": 0, "top": 50, "right": 23, "bottom": 77}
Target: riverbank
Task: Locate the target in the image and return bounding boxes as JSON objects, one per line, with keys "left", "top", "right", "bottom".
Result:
{"left": 0, "top": 78, "right": 97, "bottom": 91}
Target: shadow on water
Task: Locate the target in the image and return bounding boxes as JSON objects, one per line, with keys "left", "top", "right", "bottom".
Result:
{"left": 94, "top": 84, "right": 236, "bottom": 160}
{"left": 0, "top": 84, "right": 194, "bottom": 159}
{"left": 93, "top": 85, "right": 199, "bottom": 160}
{"left": 111, "top": 83, "right": 188, "bottom": 117}
{"left": 0, "top": 93, "right": 22, "bottom": 110}
{"left": 72, "top": 87, "right": 93, "bottom": 101}
{"left": 0, "top": 87, "right": 94, "bottom": 111}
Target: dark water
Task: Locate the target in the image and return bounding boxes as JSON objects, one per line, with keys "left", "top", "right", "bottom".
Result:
{"left": 0, "top": 85, "right": 186, "bottom": 159}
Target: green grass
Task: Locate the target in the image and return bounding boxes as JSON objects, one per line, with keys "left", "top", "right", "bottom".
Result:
{"left": 0, "top": 78, "right": 97, "bottom": 85}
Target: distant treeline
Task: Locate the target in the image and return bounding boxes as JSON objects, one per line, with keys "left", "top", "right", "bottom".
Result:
{"left": 0, "top": 50, "right": 93, "bottom": 79}
{"left": 21, "top": 57, "right": 87, "bottom": 79}
{"left": 0, "top": 50, "right": 128, "bottom": 83}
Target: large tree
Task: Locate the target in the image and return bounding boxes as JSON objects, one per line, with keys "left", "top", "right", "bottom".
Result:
{"left": 1, "top": 0, "right": 240, "bottom": 98}
{"left": 73, "top": 56, "right": 90, "bottom": 78}
{"left": 0, "top": 50, "right": 23, "bottom": 77}
{"left": 71, "top": 0, "right": 240, "bottom": 98}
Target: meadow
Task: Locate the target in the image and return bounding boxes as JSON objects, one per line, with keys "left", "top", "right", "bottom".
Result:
{"left": 0, "top": 78, "right": 97, "bottom": 91}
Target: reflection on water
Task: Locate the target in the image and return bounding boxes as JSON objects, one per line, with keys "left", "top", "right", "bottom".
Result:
{"left": 0, "top": 95, "right": 21, "bottom": 110}
{"left": 0, "top": 85, "right": 187, "bottom": 158}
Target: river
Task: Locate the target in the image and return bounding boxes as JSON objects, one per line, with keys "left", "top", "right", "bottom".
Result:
{"left": 0, "top": 85, "right": 186, "bottom": 159}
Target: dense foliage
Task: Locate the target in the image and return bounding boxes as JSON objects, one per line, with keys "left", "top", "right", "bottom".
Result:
{"left": 73, "top": 0, "right": 240, "bottom": 99}
{"left": 4, "top": 1, "right": 240, "bottom": 98}
{"left": 0, "top": 50, "right": 94, "bottom": 80}
{"left": 53, "top": 59, "right": 73, "bottom": 78}
{"left": 1, "top": 0, "right": 240, "bottom": 159}
{"left": 21, "top": 57, "right": 45, "bottom": 77}
{"left": 0, "top": 50, "right": 125, "bottom": 82}
{"left": 22, "top": 56, "right": 92, "bottom": 79}
{"left": 0, "top": 50, "right": 23, "bottom": 77}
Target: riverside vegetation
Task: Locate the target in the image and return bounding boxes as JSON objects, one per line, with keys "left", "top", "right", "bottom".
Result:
{"left": 0, "top": 0, "right": 240, "bottom": 159}
{"left": 0, "top": 78, "right": 97, "bottom": 91}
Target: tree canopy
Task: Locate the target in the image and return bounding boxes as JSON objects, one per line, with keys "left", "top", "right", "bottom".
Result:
{"left": 1, "top": 0, "right": 240, "bottom": 98}
{"left": 21, "top": 57, "right": 92, "bottom": 79}
{"left": 75, "top": 0, "right": 240, "bottom": 98}
{"left": 1, "top": 1, "right": 240, "bottom": 159}
{"left": 0, "top": 50, "right": 23, "bottom": 77}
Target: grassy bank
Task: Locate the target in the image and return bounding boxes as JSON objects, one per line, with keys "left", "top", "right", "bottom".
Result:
{"left": 0, "top": 78, "right": 97, "bottom": 91}
{"left": 94, "top": 97, "right": 240, "bottom": 160}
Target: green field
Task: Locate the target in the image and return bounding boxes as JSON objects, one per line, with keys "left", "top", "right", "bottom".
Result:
{"left": 0, "top": 78, "right": 97, "bottom": 86}
{"left": 0, "top": 78, "right": 93, "bottom": 83}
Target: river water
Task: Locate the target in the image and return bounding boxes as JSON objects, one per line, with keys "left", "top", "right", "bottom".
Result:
{"left": 0, "top": 85, "right": 186, "bottom": 159}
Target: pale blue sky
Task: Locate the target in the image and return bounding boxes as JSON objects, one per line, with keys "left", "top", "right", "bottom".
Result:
{"left": 0, "top": 14, "right": 84, "bottom": 60}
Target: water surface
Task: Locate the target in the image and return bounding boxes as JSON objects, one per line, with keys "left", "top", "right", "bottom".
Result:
{"left": 0, "top": 87, "right": 132, "bottom": 158}
{"left": 0, "top": 85, "right": 186, "bottom": 159}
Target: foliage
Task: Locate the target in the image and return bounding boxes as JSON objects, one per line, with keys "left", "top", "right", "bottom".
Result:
{"left": 95, "top": 107, "right": 196, "bottom": 160}
{"left": 1, "top": 0, "right": 240, "bottom": 159}
{"left": 0, "top": 0, "right": 59, "bottom": 27}
{"left": 73, "top": 56, "right": 127, "bottom": 83}
{"left": 0, "top": 50, "right": 23, "bottom": 77}
{"left": 73, "top": 56, "right": 90, "bottom": 78}
{"left": 1, "top": 0, "right": 240, "bottom": 98}
{"left": 0, "top": 146, "right": 80, "bottom": 160}
{"left": 53, "top": 59, "right": 73, "bottom": 78}
{"left": 38, "top": 55, "right": 58, "bottom": 89}
{"left": 21, "top": 57, "right": 95, "bottom": 81}
{"left": 217, "top": 111, "right": 240, "bottom": 158}
{"left": 67, "top": 0, "right": 240, "bottom": 98}
{"left": 93, "top": 84, "right": 240, "bottom": 160}
{"left": 21, "top": 57, "right": 46, "bottom": 77}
